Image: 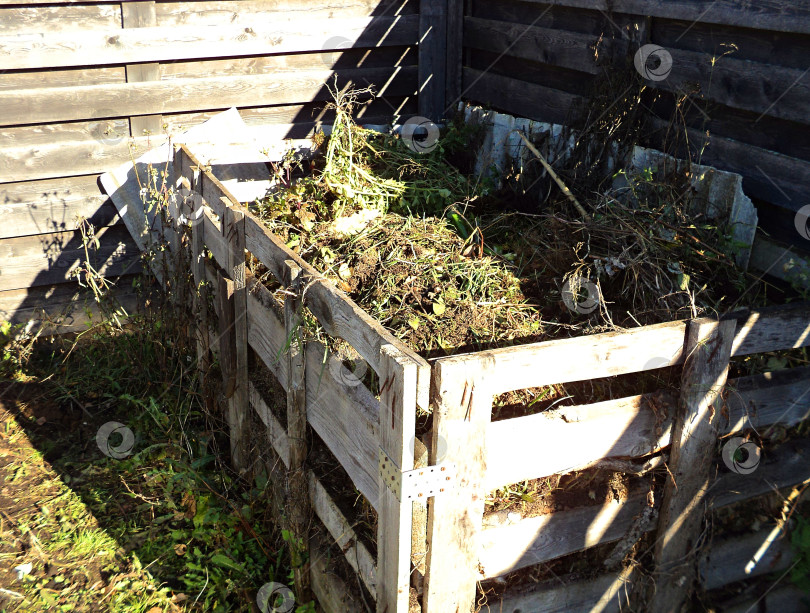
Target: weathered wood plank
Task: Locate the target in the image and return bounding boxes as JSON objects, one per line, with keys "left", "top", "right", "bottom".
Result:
{"left": 0, "top": 276, "right": 139, "bottom": 336}
{"left": 244, "top": 214, "right": 431, "bottom": 410}
{"left": 417, "top": 0, "right": 447, "bottom": 121}
{"left": 376, "top": 345, "right": 417, "bottom": 613}
{"left": 650, "top": 318, "right": 736, "bottom": 612}
{"left": 464, "top": 16, "right": 626, "bottom": 76}
{"left": 444, "top": 0, "right": 464, "bottom": 113}
{"left": 0, "top": 66, "right": 417, "bottom": 128}
{"left": 0, "top": 133, "right": 156, "bottom": 184}
{"left": 463, "top": 67, "right": 585, "bottom": 126}
{"left": 248, "top": 380, "right": 378, "bottom": 600}
{"left": 0, "top": 66, "right": 124, "bottom": 91}
{"left": 0, "top": 175, "right": 118, "bottom": 239}
{"left": 0, "top": 224, "right": 141, "bottom": 292}
{"left": 0, "top": 5, "right": 120, "bottom": 34}
{"left": 283, "top": 260, "right": 312, "bottom": 603}
{"left": 246, "top": 273, "right": 290, "bottom": 389}
{"left": 424, "top": 359, "right": 492, "bottom": 612}
{"left": 309, "top": 474, "right": 378, "bottom": 602}
{"left": 309, "top": 531, "right": 369, "bottom": 613}
{"left": 728, "top": 302, "right": 810, "bottom": 356}
{"left": 122, "top": 1, "right": 163, "bottom": 139}
{"left": 435, "top": 319, "right": 688, "bottom": 396}
{"left": 225, "top": 207, "right": 250, "bottom": 473}
{"left": 490, "top": 524, "right": 796, "bottom": 612}
{"left": 305, "top": 340, "right": 381, "bottom": 511}
{"left": 217, "top": 274, "right": 237, "bottom": 398}
{"left": 478, "top": 436, "right": 810, "bottom": 579}
{"left": 0, "top": 15, "right": 419, "bottom": 71}
{"left": 517, "top": 0, "right": 810, "bottom": 35}
{"left": 485, "top": 364, "right": 810, "bottom": 489}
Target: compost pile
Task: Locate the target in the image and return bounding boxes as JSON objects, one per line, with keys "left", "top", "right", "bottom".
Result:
{"left": 249, "top": 90, "right": 757, "bottom": 362}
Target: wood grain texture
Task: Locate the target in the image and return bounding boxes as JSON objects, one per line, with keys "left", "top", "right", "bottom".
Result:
{"left": 485, "top": 364, "right": 810, "bottom": 489}
{"left": 444, "top": 0, "right": 464, "bottom": 113}
{"left": 464, "top": 16, "right": 624, "bottom": 76}
{"left": 225, "top": 207, "right": 250, "bottom": 473}
{"left": 123, "top": 1, "right": 163, "bottom": 139}
{"left": 0, "top": 224, "right": 141, "bottom": 292}
{"left": 0, "top": 66, "right": 418, "bottom": 128}
{"left": 650, "top": 318, "right": 736, "bottom": 613}
{"left": 0, "top": 15, "right": 419, "bottom": 71}
{"left": 0, "top": 175, "right": 118, "bottom": 239}
{"left": 245, "top": 273, "right": 290, "bottom": 389}
{"left": 305, "top": 340, "right": 381, "bottom": 511}
{"left": 376, "top": 344, "right": 417, "bottom": 613}
{"left": 728, "top": 301, "right": 810, "bottom": 355}
{"left": 249, "top": 380, "right": 378, "bottom": 600}
{"left": 283, "top": 261, "right": 312, "bottom": 603}
{"left": 434, "top": 319, "right": 688, "bottom": 396}
{"left": 478, "top": 436, "right": 810, "bottom": 580}
{"left": 0, "top": 275, "right": 139, "bottom": 336}
{"left": 0, "top": 5, "right": 120, "bottom": 34}
{"left": 424, "top": 359, "right": 491, "bottom": 612}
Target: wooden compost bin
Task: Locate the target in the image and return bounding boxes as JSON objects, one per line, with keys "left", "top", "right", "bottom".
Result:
{"left": 170, "top": 143, "right": 810, "bottom": 613}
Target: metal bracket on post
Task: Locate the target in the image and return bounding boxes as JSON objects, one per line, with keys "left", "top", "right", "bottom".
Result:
{"left": 379, "top": 448, "right": 457, "bottom": 502}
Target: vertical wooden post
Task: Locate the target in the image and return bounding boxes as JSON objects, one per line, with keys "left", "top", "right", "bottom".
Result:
{"left": 650, "top": 318, "right": 736, "bottom": 612}
{"left": 283, "top": 260, "right": 312, "bottom": 605}
{"left": 444, "top": 0, "right": 465, "bottom": 116}
{"left": 224, "top": 206, "right": 249, "bottom": 474}
{"left": 121, "top": 2, "right": 163, "bottom": 138}
{"left": 424, "top": 359, "right": 491, "bottom": 612}
{"left": 173, "top": 146, "right": 210, "bottom": 376}
{"left": 418, "top": 0, "right": 448, "bottom": 122}
{"left": 377, "top": 345, "right": 418, "bottom": 613}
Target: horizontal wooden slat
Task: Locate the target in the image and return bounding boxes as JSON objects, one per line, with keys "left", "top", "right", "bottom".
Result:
{"left": 479, "top": 436, "right": 810, "bottom": 579}
{"left": 491, "top": 525, "right": 795, "bottom": 612}
{"left": 463, "top": 67, "right": 584, "bottom": 127}
{"left": 516, "top": 0, "right": 810, "bottom": 35}
{"left": 436, "top": 302, "right": 810, "bottom": 396}
{"left": 728, "top": 302, "right": 810, "bottom": 356}
{"left": 244, "top": 213, "right": 431, "bottom": 410}
{"left": 463, "top": 16, "right": 624, "bottom": 76}
{"left": 0, "top": 224, "right": 141, "bottom": 291}
{"left": 0, "top": 5, "right": 121, "bottom": 35}
{"left": 246, "top": 274, "right": 290, "bottom": 388}
{"left": 1, "top": 15, "right": 418, "bottom": 71}
{"left": 0, "top": 175, "right": 119, "bottom": 239}
{"left": 485, "top": 365, "right": 810, "bottom": 489}
{"left": 154, "top": 0, "right": 416, "bottom": 26}
{"left": 436, "top": 320, "right": 689, "bottom": 396}
{"left": 0, "top": 66, "right": 125, "bottom": 92}
{"left": 0, "top": 66, "right": 417, "bottom": 128}
{"left": 0, "top": 275, "right": 139, "bottom": 336}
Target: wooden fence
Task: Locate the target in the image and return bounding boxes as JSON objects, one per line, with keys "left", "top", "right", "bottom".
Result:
{"left": 170, "top": 140, "right": 810, "bottom": 612}
{"left": 449, "top": 0, "right": 810, "bottom": 260}
{"left": 0, "top": 0, "right": 424, "bottom": 332}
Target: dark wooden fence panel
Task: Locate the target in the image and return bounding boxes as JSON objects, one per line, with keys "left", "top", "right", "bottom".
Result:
{"left": 459, "top": 0, "right": 810, "bottom": 255}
